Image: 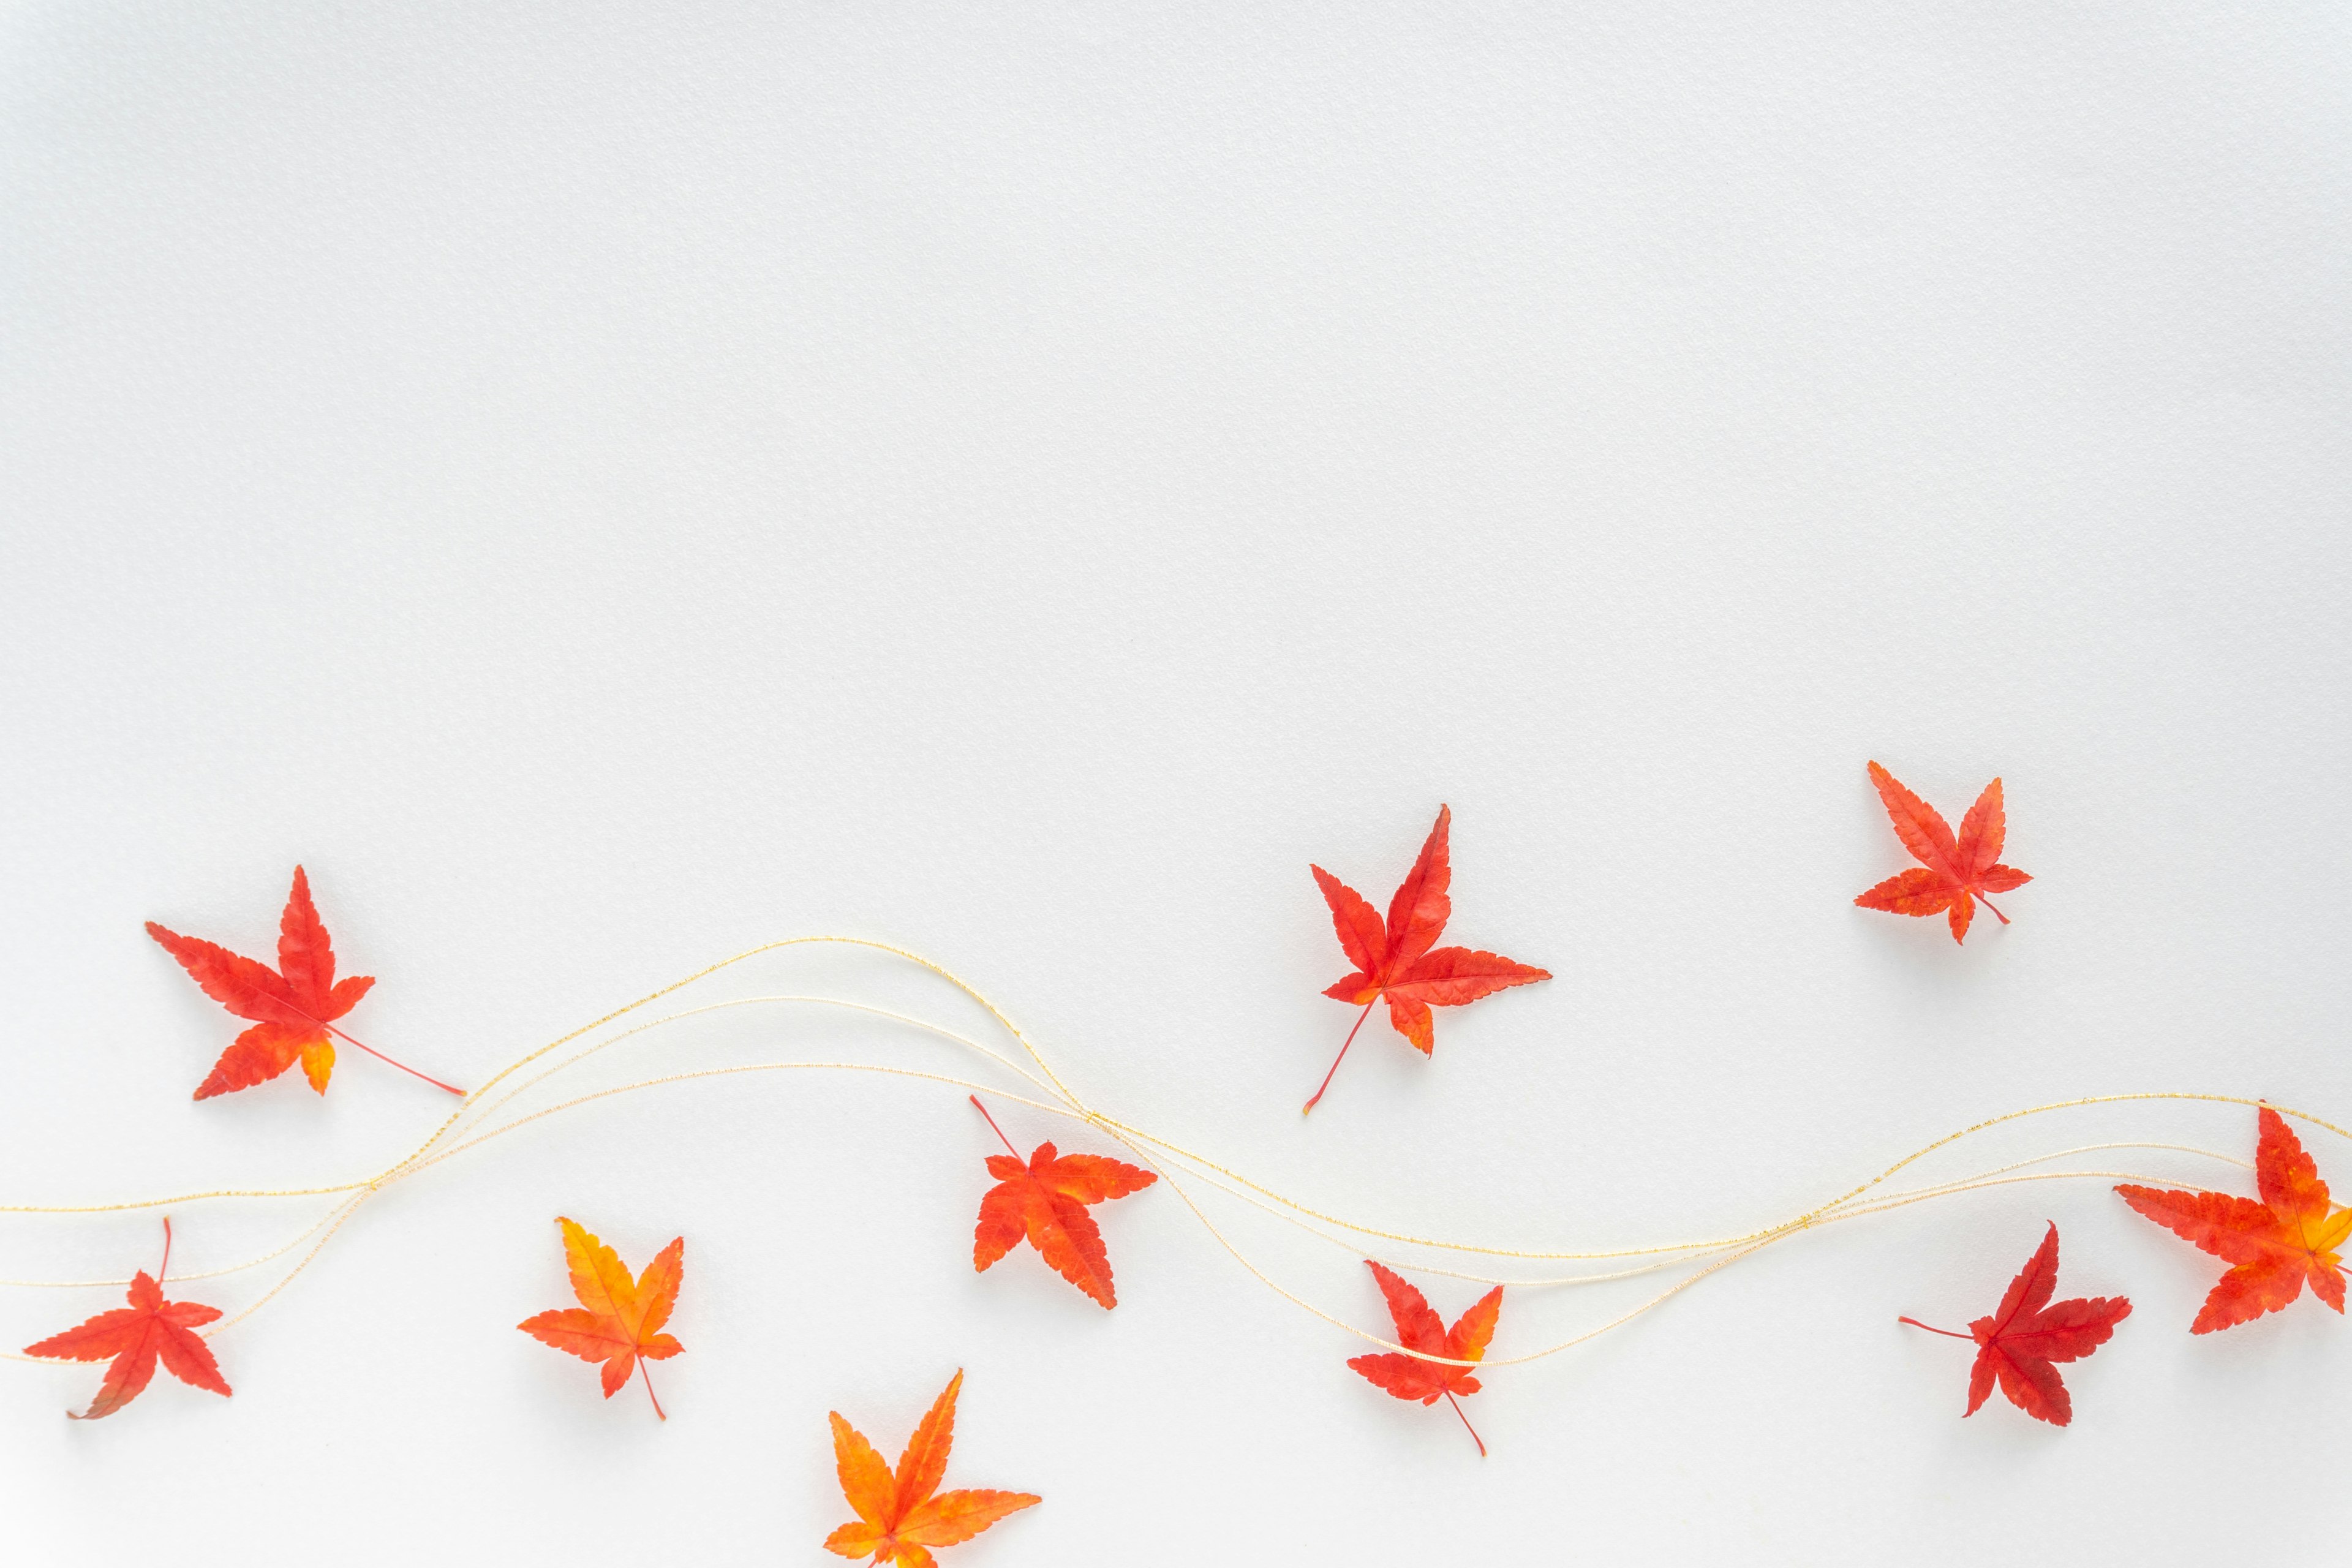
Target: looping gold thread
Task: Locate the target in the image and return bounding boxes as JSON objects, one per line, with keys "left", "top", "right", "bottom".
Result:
{"left": 0, "top": 937, "right": 2337, "bottom": 1373}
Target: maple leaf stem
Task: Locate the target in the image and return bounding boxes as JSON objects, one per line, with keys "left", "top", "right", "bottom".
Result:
{"left": 968, "top": 1095, "right": 1021, "bottom": 1158}
{"left": 1302, "top": 1002, "right": 1378, "bottom": 1116}
{"left": 1443, "top": 1390, "right": 1487, "bottom": 1458}
{"left": 1977, "top": 894, "right": 2010, "bottom": 925}
{"left": 639, "top": 1360, "right": 668, "bottom": 1422}
{"left": 157, "top": 1216, "right": 174, "bottom": 1284}
{"left": 318, "top": 1020, "right": 466, "bottom": 1096}
{"left": 1896, "top": 1316, "right": 1973, "bottom": 1340}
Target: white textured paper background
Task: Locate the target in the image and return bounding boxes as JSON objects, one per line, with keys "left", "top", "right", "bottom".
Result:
{"left": 2, "top": 6, "right": 2348, "bottom": 1564}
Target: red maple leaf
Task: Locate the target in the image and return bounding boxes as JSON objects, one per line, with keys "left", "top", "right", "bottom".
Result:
{"left": 968, "top": 1097, "right": 1156, "bottom": 1309}
{"left": 825, "top": 1370, "right": 1040, "bottom": 1567}
{"left": 1853, "top": 762, "right": 2031, "bottom": 943}
{"left": 1305, "top": 806, "right": 1550, "bottom": 1112}
{"left": 21, "top": 1219, "right": 232, "bottom": 1420}
{"left": 146, "top": 865, "right": 461, "bottom": 1099}
{"left": 1345, "top": 1259, "right": 1503, "bottom": 1455}
{"left": 2117, "top": 1106, "right": 2352, "bottom": 1333}
{"left": 1899, "top": 1223, "right": 2130, "bottom": 1425}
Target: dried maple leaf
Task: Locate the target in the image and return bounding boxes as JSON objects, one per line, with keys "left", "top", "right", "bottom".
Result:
{"left": 1345, "top": 1259, "right": 1502, "bottom": 1455}
{"left": 1899, "top": 1223, "right": 2130, "bottom": 1426}
{"left": 2117, "top": 1106, "right": 2352, "bottom": 1333}
{"left": 517, "top": 1216, "right": 685, "bottom": 1418}
{"left": 826, "top": 1369, "right": 1041, "bottom": 1567}
{"left": 1305, "top": 805, "right": 1550, "bottom": 1112}
{"left": 968, "top": 1096, "right": 1155, "bottom": 1309}
{"left": 21, "top": 1219, "right": 232, "bottom": 1420}
{"left": 1853, "top": 762, "right": 2031, "bottom": 944}
{"left": 146, "top": 866, "right": 461, "bottom": 1099}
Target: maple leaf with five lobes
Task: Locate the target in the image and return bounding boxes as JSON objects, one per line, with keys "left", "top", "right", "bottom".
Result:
{"left": 969, "top": 1096, "right": 1156, "bottom": 1309}
{"left": 21, "top": 1219, "right": 232, "bottom": 1420}
{"left": 1899, "top": 1223, "right": 2130, "bottom": 1427}
{"left": 517, "top": 1217, "right": 685, "bottom": 1419}
{"left": 2117, "top": 1106, "right": 2352, "bottom": 1333}
{"left": 826, "top": 1370, "right": 1041, "bottom": 1568}
{"left": 146, "top": 865, "right": 461, "bottom": 1099}
{"left": 1346, "top": 1259, "right": 1504, "bottom": 1455}
{"left": 1305, "top": 805, "right": 1551, "bottom": 1112}
{"left": 1853, "top": 762, "right": 2032, "bottom": 944}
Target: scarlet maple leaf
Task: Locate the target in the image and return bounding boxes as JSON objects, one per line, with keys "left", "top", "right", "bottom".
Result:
{"left": 21, "top": 1219, "right": 232, "bottom": 1420}
{"left": 1345, "top": 1259, "right": 1502, "bottom": 1455}
{"left": 1304, "top": 805, "right": 1551, "bottom": 1112}
{"left": 1853, "top": 763, "right": 2032, "bottom": 944}
{"left": 1899, "top": 1223, "right": 2130, "bottom": 1426}
{"left": 825, "top": 1370, "right": 1041, "bottom": 1568}
{"left": 146, "top": 866, "right": 461, "bottom": 1099}
{"left": 968, "top": 1096, "right": 1156, "bottom": 1309}
{"left": 517, "top": 1217, "right": 685, "bottom": 1418}
{"left": 2117, "top": 1106, "right": 2352, "bottom": 1333}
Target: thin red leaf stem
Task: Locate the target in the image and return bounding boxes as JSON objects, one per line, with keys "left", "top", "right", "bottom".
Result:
{"left": 640, "top": 1360, "right": 668, "bottom": 1422}
{"left": 969, "top": 1095, "right": 1022, "bottom": 1159}
{"left": 1444, "top": 1390, "right": 1487, "bottom": 1457}
{"left": 1302, "top": 1001, "right": 1378, "bottom": 1116}
{"left": 1896, "top": 1316, "right": 1973, "bottom": 1340}
{"left": 318, "top": 1020, "right": 466, "bottom": 1096}
{"left": 1977, "top": 894, "right": 2010, "bottom": 925}
{"left": 157, "top": 1216, "right": 174, "bottom": 1284}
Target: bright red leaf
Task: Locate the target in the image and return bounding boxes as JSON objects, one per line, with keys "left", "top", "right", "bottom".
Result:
{"left": 1899, "top": 1223, "right": 2130, "bottom": 1426}
{"left": 1345, "top": 1259, "right": 1503, "bottom": 1455}
{"left": 21, "top": 1219, "right": 232, "bottom": 1420}
{"left": 1854, "top": 762, "right": 2031, "bottom": 943}
{"left": 1305, "top": 806, "right": 1550, "bottom": 1112}
{"left": 517, "top": 1217, "right": 685, "bottom": 1418}
{"left": 826, "top": 1369, "right": 1041, "bottom": 1567}
{"left": 2118, "top": 1106, "right": 2352, "bottom": 1333}
{"left": 147, "top": 866, "right": 461, "bottom": 1099}
{"left": 969, "top": 1097, "right": 1155, "bottom": 1309}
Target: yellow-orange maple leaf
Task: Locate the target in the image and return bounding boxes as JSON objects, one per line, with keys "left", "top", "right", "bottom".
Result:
{"left": 516, "top": 1217, "right": 684, "bottom": 1418}
{"left": 826, "top": 1370, "right": 1040, "bottom": 1568}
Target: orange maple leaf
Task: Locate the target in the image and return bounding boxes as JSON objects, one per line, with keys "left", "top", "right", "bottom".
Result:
{"left": 1345, "top": 1259, "right": 1502, "bottom": 1455}
{"left": 825, "top": 1370, "right": 1041, "bottom": 1568}
{"left": 968, "top": 1097, "right": 1155, "bottom": 1309}
{"left": 517, "top": 1217, "right": 685, "bottom": 1418}
{"left": 21, "top": 1219, "right": 232, "bottom": 1420}
{"left": 2117, "top": 1107, "right": 2352, "bottom": 1333}
{"left": 1899, "top": 1223, "right": 2130, "bottom": 1426}
{"left": 1853, "top": 762, "right": 2032, "bottom": 944}
{"left": 1305, "top": 805, "right": 1551, "bottom": 1112}
{"left": 146, "top": 866, "right": 461, "bottom": 1099}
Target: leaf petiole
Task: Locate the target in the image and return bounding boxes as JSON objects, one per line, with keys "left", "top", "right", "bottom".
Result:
{"left": 1444, "top": 1390, "right": 1487, "bottom": 1457}
{"left": 1896, "top": 1316, "right": 1973, "bottom": 1340}
{"left": 639, "top": 1359, "right": 667, "bottom": 1422}
{"left": 969, "top": 1095, "right": 1022, "bottom": 1159}
{"left": 1302, "top": 1002, "right": 1378, "bottom": 1116}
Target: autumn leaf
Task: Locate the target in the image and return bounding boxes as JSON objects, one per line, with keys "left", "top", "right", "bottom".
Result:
{"left": 1345, "top": 1259, "right": 1502, "bottom": 1455}
{"left": 825, "top": 1369, "right": 1041, "bottom": 1568}
{"left": 1305, "top": 805, "right": 1551, "bottom": 1112}
{"left": 2117, "top": 1107, "right": 2352, "bottom": 1333}
{"left": 517, "top": 1217, "right": 685, "bottom": 1418}
{"left": 1853, "top": 763, "right": 2032, "bottom": 944}
{"left": 1899, "top": 1223, "right": 2130, "bottom": 1426}
{"left": 21, "top": 1219, "right": 231, "bottom": 1420}
{"left": 968, "top": 1096, "right": 1155, "bottom": 1309}
{"left": 147, "top": 865, "right": 461, "bottom": 1099}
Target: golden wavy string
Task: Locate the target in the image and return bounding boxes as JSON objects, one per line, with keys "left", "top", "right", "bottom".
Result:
{"left": 0, "top": 938, "right": 2338, "bottom": 1374}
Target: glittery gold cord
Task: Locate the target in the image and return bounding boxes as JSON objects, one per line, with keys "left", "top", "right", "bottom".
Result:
{"left": 1, "top": 938, "right": 2339, "bottom": 1374}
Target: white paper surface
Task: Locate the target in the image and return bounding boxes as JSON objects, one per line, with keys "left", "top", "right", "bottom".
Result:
{"left": 2, "top": 5, "right": 2347, "bottom": 1563}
